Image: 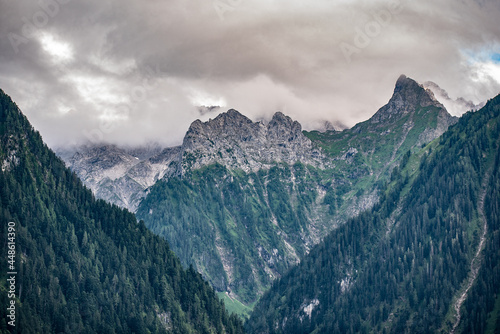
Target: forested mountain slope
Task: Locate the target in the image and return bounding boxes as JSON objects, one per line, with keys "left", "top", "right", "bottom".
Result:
{"left": 0, "top": 89, "right": 244, "bottom": 333}
{"left": 247, "top": 94, "right": 500, "bottom": 333}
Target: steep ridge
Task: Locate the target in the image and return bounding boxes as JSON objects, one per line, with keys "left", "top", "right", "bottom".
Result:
{"left": 305, "top": 75, "right": 457, "bottom": 177}
{"left": 0, "top": 89, "right": 244, "bottom": 333}
{"left": 247, "top": 94, "right": 500, "bottom": 333}
{"left": 179, "top": 110, "right": 325, "bottom": 174}
{"left": 62, "top": 76, "right": 455, "bottom": 216}
{"left": 135, "top": 75, "right": 458, "bottom": 312}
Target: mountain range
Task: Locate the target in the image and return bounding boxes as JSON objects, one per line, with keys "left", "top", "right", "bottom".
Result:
{"left": 59, "top": 75, "right": 459, "bottom": 313}
{"left": 1, "top": 73, "right": 499, "bottom": 333}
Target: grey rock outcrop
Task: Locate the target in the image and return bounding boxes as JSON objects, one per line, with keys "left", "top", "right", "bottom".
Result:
{"left": 61, "top": 144, "right": 181, "bottom": 211}
{"left": 60, "top": 75, "right": 457, "bottom": 215}
{"left": 371, "top": 75, "right": 447, "bottom": 123}
{"left": 180, "top": 110, "right": 325, "bottom": 174}
{"left": 368, "top": 74, "right": 458, "bottom": 146}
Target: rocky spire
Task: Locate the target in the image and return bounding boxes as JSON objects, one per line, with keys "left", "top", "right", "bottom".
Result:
{"left": 370, "top": 74, "right": 446, "bottom": 123}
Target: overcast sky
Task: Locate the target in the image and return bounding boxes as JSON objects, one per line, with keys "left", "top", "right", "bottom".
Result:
{"left": 1, "top": 0, "right": 500, "bottom": 148}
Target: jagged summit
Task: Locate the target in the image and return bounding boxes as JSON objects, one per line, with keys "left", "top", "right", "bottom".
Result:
{"left": 371, "top": 74, "right": 446, "bottom": 123}
{"left": 358, "top": 74, "right": 458, "bottom": 150}
{"left": 423, "top": 81, "right": 486, "bottom": 115}
{"left": 181, "top": 109, "right": 324, "bottom": 173}
{"left": 394, "top": 74, "right": 442, "bottom": 106}
{"left": 59, "top": 109, "right": 326, "bottom": 211}
{"left": 268, "top": 111, "right": 303, "bottom": 138}
{"left": 395, "top": 74, "right": 414, "bottom": 89}
{"left": 270, "top": 111, "right": 292, "bottom": 123}
{"left": 213, "top": 109, "right": 253, "bottom": 126}
{"left": 269, "top": 111, "right": 301, "bottom": 130}
{"left": 185, "top": 109, "right": 254, "bottom": 139}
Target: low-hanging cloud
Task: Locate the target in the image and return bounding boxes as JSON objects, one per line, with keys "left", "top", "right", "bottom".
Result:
{"left": 1, "top": 0, "right": 499, "bottom": 149}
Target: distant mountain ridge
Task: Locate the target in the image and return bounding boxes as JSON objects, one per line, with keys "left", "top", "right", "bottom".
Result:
{"left": 61, "top": 144, "right": 181, "bottom": 211}
{"left": 134, "top": 75, "right": 459, "bottom": 309}
{"left": 423, "top": 80, "right": 486, "bottom": 116}
{"left": 61, "top": 75, "right": 456, "bottom": 214}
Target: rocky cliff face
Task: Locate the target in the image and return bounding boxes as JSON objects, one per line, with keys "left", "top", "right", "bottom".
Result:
{"left": 61, "top": 145, "right": 181, "bottom": 211}
{"left": 180, "top": 110, "right": 325, "bottom": 174}
{"left": 368, "top": 75, "right": 458, "bottom": 147}
{"left": 368, "top": 75, "right": 458, "bottom": 144}
{"left": 370, "top": 75, "right": 445, "bottom": 123}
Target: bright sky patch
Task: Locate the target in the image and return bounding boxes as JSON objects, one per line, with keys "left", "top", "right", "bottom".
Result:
{"left": 40, "top": 34, "right": 74, "bottom": 62}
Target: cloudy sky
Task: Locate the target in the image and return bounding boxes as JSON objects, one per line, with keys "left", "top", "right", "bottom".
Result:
{"left": 1, "top": 0, "right": 500, "bottom": 148}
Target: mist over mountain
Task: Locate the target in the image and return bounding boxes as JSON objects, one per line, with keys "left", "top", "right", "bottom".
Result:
{"left": 2, "top": 68, "right": 499, "bottom": 333}
{"left": 2, "top": 0, "right": 500, "bottom": 331}
{"left": 424, "top": 81, "right": 486, "bottom": 116}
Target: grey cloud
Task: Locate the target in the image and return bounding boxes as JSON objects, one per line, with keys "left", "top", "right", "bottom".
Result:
{"left": 0, "top": 0, "right": 500, "bottom": 148}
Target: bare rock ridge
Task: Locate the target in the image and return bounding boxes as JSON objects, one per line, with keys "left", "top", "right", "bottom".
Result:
{"left": 366, "top": 75, "right": 457, "bottom": 147}
{"left": 423, "top": 80, "right": 486, "bottom": 116}
{"left": 56, "top": 74, "right": 464, "bottom": 311}
{"left": 180, "top": 109, "right": 324, "bottom": 173}
{"left": 63, "top": 144, "right": 181, "bottom": 211}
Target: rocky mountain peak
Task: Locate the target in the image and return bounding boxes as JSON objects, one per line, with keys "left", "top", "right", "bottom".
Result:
{"left": 183, "top": 109, "right": 261, "bottom": 151}
{"left": 394, "top": 74, "right": 441, "bottom": 106}
{"left": 267, "top": 111, "right": 303, "bottom": 142}
{"left": 371, "top": 74, "right": 446, "bottom": 123}
{"left": 394, "top": 74, "right": 415, "bottom": 91}
{"left": 180, "top": 109, "right": 325, "bottom": 173}
{"left": 270, "top": 111, "right": 293, "bottom": 125}
{"left": 213, "top": 109, "right": 253, "bottom": 127}
{"left": 186, "top": 109, "right": 253, "bottom": 134}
